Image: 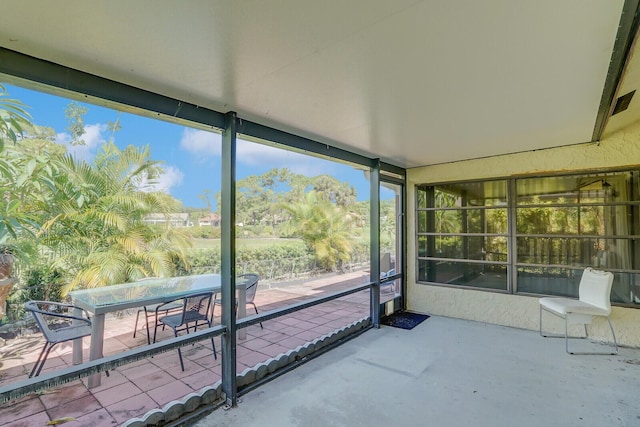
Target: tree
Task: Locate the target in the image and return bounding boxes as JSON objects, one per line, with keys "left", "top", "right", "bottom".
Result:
{"left": 312, "top": 175, "right": 356, "bottom": 207}
{"left": 280, "top": 191, "right": 354, "bottom": 271}
{"left": 0, "top": 84, "right": 42, "bottom": 263}
{"left": 39, "top": 142, "right": 192, "bottom": 294}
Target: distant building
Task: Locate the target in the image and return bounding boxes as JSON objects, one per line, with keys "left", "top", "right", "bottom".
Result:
{"left": 143, "top": 213, "right": 192, "bottom": 227}
{"left": 198, "top": 213, "right": 221, "bottom": 227}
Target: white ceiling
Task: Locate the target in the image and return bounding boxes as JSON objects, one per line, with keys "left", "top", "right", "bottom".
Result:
{"left": 0, "top": 0, "right": 635, "bottom": 169}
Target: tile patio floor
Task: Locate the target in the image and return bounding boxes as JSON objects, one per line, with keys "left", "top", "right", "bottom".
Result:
{"left": 0, "top": 271, "right": 380, "bottom": 426}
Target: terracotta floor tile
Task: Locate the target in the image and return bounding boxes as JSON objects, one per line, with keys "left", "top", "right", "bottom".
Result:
{"left": 72, "top": 407, "right": 119, "bottom": 426}
{"left": 257, "top": 330, "right": 289, "bottom": 343}
{"left": 278, "top": 336, "right": 308, "bottom": 349}
{"left": 190, "top": 352, "right": 221, "bottom": 370}
{"left": 146, "top": 380, "right": 192, "bottom": 406}
{"left": 280, "top": 325, "right": 305, "bottom": 336}
{"left": 93, "top": 381, "right": 144, "bottom": 407}
{"left": 80, "top": 368, "right": 129, "bottom": 391}
{"left": 4, "top": 411, "right": 50, "bottom": 427}
{"left": 239, "top": 337, "right": 272, "bottom": 351}
{"left": 128, "top": 370, "right": 175, "bottom": 392}
{"left": 295, "top": 329, "right": 324, "bottom": 341}
{"left": 181, "top": 370, "right": 221, "bottom": 391}
{"left": 38, "top": 382, "right": 89, "bottom": 408}
{"left": 105, "top": 393, "right": 158, "bottom": 425}
{"left": 0, "top": 273, "right": 369, "bottom": 423}
{"left": 118, "top": 359, "right": 162, "bottom": 380}
{"left": 163, "top": 359, "right": 208, "bottom": 379}
{"left": 260, "top": 343, "right": 290, "bottom": 357}
{"left": 0, "top": 394, "right": 46, "bottom": 424}
{"left": 237, "top": 350, "right": 269, "bottom": 368}
{"left": 46, "top": 393, "right": 102, "bottom": 420}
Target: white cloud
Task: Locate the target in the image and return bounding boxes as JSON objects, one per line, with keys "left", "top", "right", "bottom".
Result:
{"left": 178, "top": 127, "right": 338, "bottom": 176}
{"left": 236, "top": 140, "right": 332, "bottom": 177}
{"left": 135, "top": 165, "right": 184, "bottom": 194}
{"left": 156, "top": 165, "right": 184, "bottom": 194}
{"left": 180, "top": 128, "right": 222, "bottom": 157}
{"left": 55, "top": 123, "right": 108, "bottom": 162}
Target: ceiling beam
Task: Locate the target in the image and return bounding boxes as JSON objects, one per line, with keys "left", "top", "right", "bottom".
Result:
{"left": 592, "top": 0, "right": 640, "bottom": 142}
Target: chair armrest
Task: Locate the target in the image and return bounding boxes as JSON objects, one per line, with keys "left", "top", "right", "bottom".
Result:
{"left": 154, "top": 298, "right": 185, "bottom": 314}
{"left": 25, "top": 301, "right": 92, "bottom": 326}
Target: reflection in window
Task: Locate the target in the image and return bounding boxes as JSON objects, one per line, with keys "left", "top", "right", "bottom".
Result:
{"left": 417, "top": 171, "right": 640, "bottom": 306}
{"left": 416, "top": 180, "right": 508, "bottom": 291}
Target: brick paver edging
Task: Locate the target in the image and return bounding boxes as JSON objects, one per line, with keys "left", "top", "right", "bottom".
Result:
{"left": 122, "top": 317, "right": 371, "bottom": 426}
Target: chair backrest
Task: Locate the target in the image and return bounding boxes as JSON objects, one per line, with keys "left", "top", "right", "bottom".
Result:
{"left": 579, "top": 267, "right": 614, "bottom": 312}
{"left": 24, "top": 301, "right": 52, "bottom": 339}
{"left": 240, "top": 273, "right": 260, "bottom": 303}
{"left": 380, "top": 252, "right": 392, "bottom": 273}
{"left": 24, "top": 300, "right": 91, "bottom": 343}
{"left": 180, "top": 292, "right": 213, "bottom": 324}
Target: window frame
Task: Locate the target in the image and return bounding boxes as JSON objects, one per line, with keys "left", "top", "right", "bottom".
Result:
{"left": 416, "top": 169, "right": 640, "bottom": 308}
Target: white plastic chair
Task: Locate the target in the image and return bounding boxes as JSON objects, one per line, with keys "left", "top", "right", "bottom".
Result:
{"left": 539, "top": 267, "right": 618, "bottom": 355}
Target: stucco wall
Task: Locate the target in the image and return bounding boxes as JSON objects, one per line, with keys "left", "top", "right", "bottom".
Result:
{"left": 406, "top": 120, "right": 640, "bottom": 347}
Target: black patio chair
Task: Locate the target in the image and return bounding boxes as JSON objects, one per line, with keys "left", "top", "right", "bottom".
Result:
{"left": 24, "top": 300, "right": 93, "bottom": 378}
{"left": 212, "top": 273, "right": 262, "bottom": 329}
{"left": 152, "top": 292, "right": 216, "bottom": 371}
{"left": 132, "top": 278, "right": 183, "bottom": 344}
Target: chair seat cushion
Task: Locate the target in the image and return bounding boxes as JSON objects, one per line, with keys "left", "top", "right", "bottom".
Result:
{"left": 540, "top": 297, "right": 609, "bottom": 316}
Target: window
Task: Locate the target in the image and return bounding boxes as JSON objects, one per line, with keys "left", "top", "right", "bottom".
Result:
{"left": 416, "top": 180, "right": 509, "bottom": 291}
{"left": 417, "top": 171, "right": 640, "bottom": 306}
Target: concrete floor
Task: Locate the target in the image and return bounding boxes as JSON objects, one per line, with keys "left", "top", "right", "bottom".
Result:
{"left": 194, "top": 316, "right": 640, "bottom": 427}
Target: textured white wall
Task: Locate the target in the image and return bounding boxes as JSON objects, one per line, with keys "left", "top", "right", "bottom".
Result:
{"left": 406, "top": 120, "right": 640, "bottom": 347}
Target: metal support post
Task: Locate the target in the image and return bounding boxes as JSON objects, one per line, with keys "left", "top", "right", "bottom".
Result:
{"left": 221, "top": 111, "right": 237, "bottom": 406}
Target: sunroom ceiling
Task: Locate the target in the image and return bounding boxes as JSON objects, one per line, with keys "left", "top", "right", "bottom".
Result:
{"left": 0, "top": 1, "right": 637, "bottom": 169}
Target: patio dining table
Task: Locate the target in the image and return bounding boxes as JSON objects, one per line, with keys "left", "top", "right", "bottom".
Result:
{"left": 69, "top": 273, "right": 249, "bottom": 388}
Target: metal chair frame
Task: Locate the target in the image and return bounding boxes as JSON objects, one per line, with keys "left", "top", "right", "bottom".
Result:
{"left": 152, "top": 292, "right": 216, "bottom": 371}
{"left": 212, "top": 273, "right": 262, "bottom": 329}
{"left": 24, "top": 300, "right": 93, "bottom": 378}
{"left": 539, "top": 267, "right": 619, "bottom": 355}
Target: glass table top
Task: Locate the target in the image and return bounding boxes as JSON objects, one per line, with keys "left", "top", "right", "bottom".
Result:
{"left": 69, "top": 274, "right": 238, "bottom": 313}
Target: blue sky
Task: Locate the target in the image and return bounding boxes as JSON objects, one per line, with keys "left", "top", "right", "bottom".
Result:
{"left": 4, "top": 83, "right": 380, "bottom": 209}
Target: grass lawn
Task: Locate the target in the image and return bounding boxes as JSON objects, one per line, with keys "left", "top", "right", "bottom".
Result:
{"left": 191, "top": 238, "right": 303, "bottom": 250}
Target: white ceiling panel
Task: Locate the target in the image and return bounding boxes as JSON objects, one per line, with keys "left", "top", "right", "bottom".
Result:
{"left": 0, "top": 0, "right": 632, "bottom": 168}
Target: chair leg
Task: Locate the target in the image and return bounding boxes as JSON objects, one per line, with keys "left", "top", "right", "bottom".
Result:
{"left": 206, "top": 319, "right": 217, "bottom": 360}
{"left": 174, "top": 330, "right": 185, "bottom": 372}
{"left": 249, "top": 302, "right": 263, "bottom": 329}
{"left": 607, "top": 317, "right": 619, "bottom": 355}
{"left": 29, "top": 343, "right": 51, "bottom": 378}
{"left": 30, "top": 343, "right": 56, "bottom": 378}
{"left": 564, "top": 316, "right": 618, "bottom": 355}
{"left": 144, "top": 307, "right": 153, "bottom": 345}
{"left": 540, "top": 305, "right": 587, "bottom": 342}
{"left": 133, "top": 309, "right": 141, "bottom": 338}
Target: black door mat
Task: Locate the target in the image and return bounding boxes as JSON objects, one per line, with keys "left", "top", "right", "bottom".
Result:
{"left": 381, "top": 311, "right": 430, "bottom": 330}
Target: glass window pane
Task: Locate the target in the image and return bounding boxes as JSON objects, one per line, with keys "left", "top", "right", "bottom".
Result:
{"left": 611, "top": 271, "right": 640, "bottom": 304}
{"left": 417, "top": 187, "right": 428, "bottom": 209}
{"left": 516, "top": 207, "right": 579, "bottom": 234}
{"left": 425, "top": 236, "right": 507, "bottom": 261}
{"left": 434, "top": 181, "right": 506, "bottom": 207}
{"left": 516, "top": 267, "right": 640, "bottom": 303}
{"left": 417, "top": 260, "right": 507, "bottom": 290}
{"left": 517, "top": 266, "right": 581, "bottom": 297}
{"left": 516, "top": 237, "right": 637, "bottom": 268}
{"left": 417, "top": 211, "right": 428, "bottom": 233}
{"left": 417, "top": 235, "right": 428, "bottom": 258}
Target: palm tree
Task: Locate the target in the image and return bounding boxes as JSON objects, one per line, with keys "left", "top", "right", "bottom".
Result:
{"left": 39, "top": 142, "right": 191, "bottom": 295}
{"left": 0, "top": 84, "right": 40, "bottom": 269}
{"left": 281, "top": 191, "right": 354, "bottom": 271}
